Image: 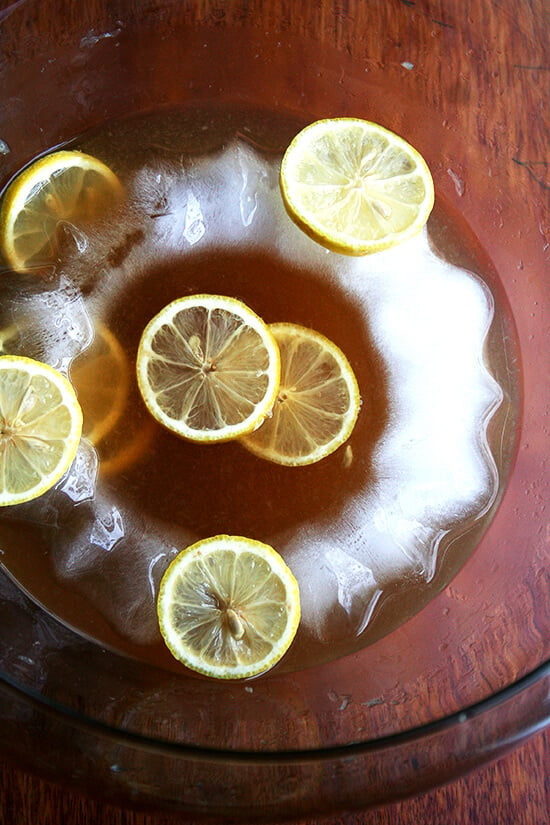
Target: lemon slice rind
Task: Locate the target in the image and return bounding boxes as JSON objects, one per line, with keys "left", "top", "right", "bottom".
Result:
{"left": 280, "top": 118, "right": 434, "bottom": 256}
{"left": 157, "top": 534, "right": 301, "bottom": 679}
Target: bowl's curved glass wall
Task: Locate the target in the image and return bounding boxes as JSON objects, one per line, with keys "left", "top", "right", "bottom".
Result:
{"left": 0, "top": 0, "right": 547, "bottom": 818}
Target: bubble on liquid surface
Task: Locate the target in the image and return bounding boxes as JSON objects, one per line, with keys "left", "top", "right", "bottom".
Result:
{"left": 53, "top": 141, "right": 503, "bottom": 648}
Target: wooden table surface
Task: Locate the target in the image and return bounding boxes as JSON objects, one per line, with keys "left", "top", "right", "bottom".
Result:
{"left": 1, "top": 726, "right": 549, "bottom": 824}
{"left": 0, "top": 2, "right": 547, "bottom": 825}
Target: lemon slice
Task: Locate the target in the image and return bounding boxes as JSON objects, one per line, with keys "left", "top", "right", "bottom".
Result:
{"left": 280, "top": 118, "right": 434, "bottom": 255}
{"left": 242, "top": 323, "right": 360, "bottom": 466}
{"left": 0, "top": 356, "right": 83, "bottom": 506}
{"left": 0, "top": 150, "right": 124, "bottom": 272}
{"left": 70, "top": 323, "right": 130, "bottom": 445}
{"left": 70, "top": 323, "right": 155, "bottom": 477}
{"left": 136, "top": 294, "right": 280, "bottom": 443}
{"left": 157, "top": 535, "right": 301, "bottom": 679}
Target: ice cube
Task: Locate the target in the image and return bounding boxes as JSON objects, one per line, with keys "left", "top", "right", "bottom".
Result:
{"left": 1, "top": 141, "right": 505, "bottom": 647}
{"left": 0, "top": 275, "right": 93, "bottom": 373}
{"left": 51, "top": 489, "right": 195, "bottom": 644}
{"left": 57, "top": 441, "right": 99, "bottom": 505}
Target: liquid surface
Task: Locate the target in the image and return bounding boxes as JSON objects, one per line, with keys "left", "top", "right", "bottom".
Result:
{"left": 0, "top": 106, "right": 520, "bottom": 671}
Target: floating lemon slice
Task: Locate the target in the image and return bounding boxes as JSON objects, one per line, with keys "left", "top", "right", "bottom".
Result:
{"left": 280, "top": 118, "right": 434, "bottom": 255}
{"left": 157, "top": 535, "right": 301, "bottom": 679}
{"left": 0, "top": 356, "right": 83, "bottom": 506}
{"left": 242, "top": 323, "right": 360, "bottom": 466}
{"left": 70, "top": 323, "right": 130, "bottom": 446}
{"left": 136, "top": 294, "right": 280, "bottom": 443}
{"left": 0, "top": 150, "right": 124, "bottom": 272}
{"left": 71, "top": 322, "right": 156, "bottom": 477}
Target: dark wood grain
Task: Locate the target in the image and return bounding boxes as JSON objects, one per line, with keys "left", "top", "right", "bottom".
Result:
{"left": 0, "top": 0, "right": 548, "bottom": 822}
{"left": 1, "top": 728, "right": 549, "bottom": 824}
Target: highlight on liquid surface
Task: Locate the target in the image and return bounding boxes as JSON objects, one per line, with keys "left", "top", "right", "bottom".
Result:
{"left": 0, "top": 106, "right": 519, "bottom": 672}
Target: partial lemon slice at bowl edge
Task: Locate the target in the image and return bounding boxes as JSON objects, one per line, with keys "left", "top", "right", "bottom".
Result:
{"left": 136, "top": 294, "right": 281, "bottom": 444}
{"left": 242, "top": 322, "right": 360, "bottom": 466}
{"left": 280, "top": 117, "right": 434, "bottom": 255}
{"left": 0, "top": 150, "right": 124, "bottom": 272}
{"left": 0, "top": 355, "right": 83, "bottom": 506}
